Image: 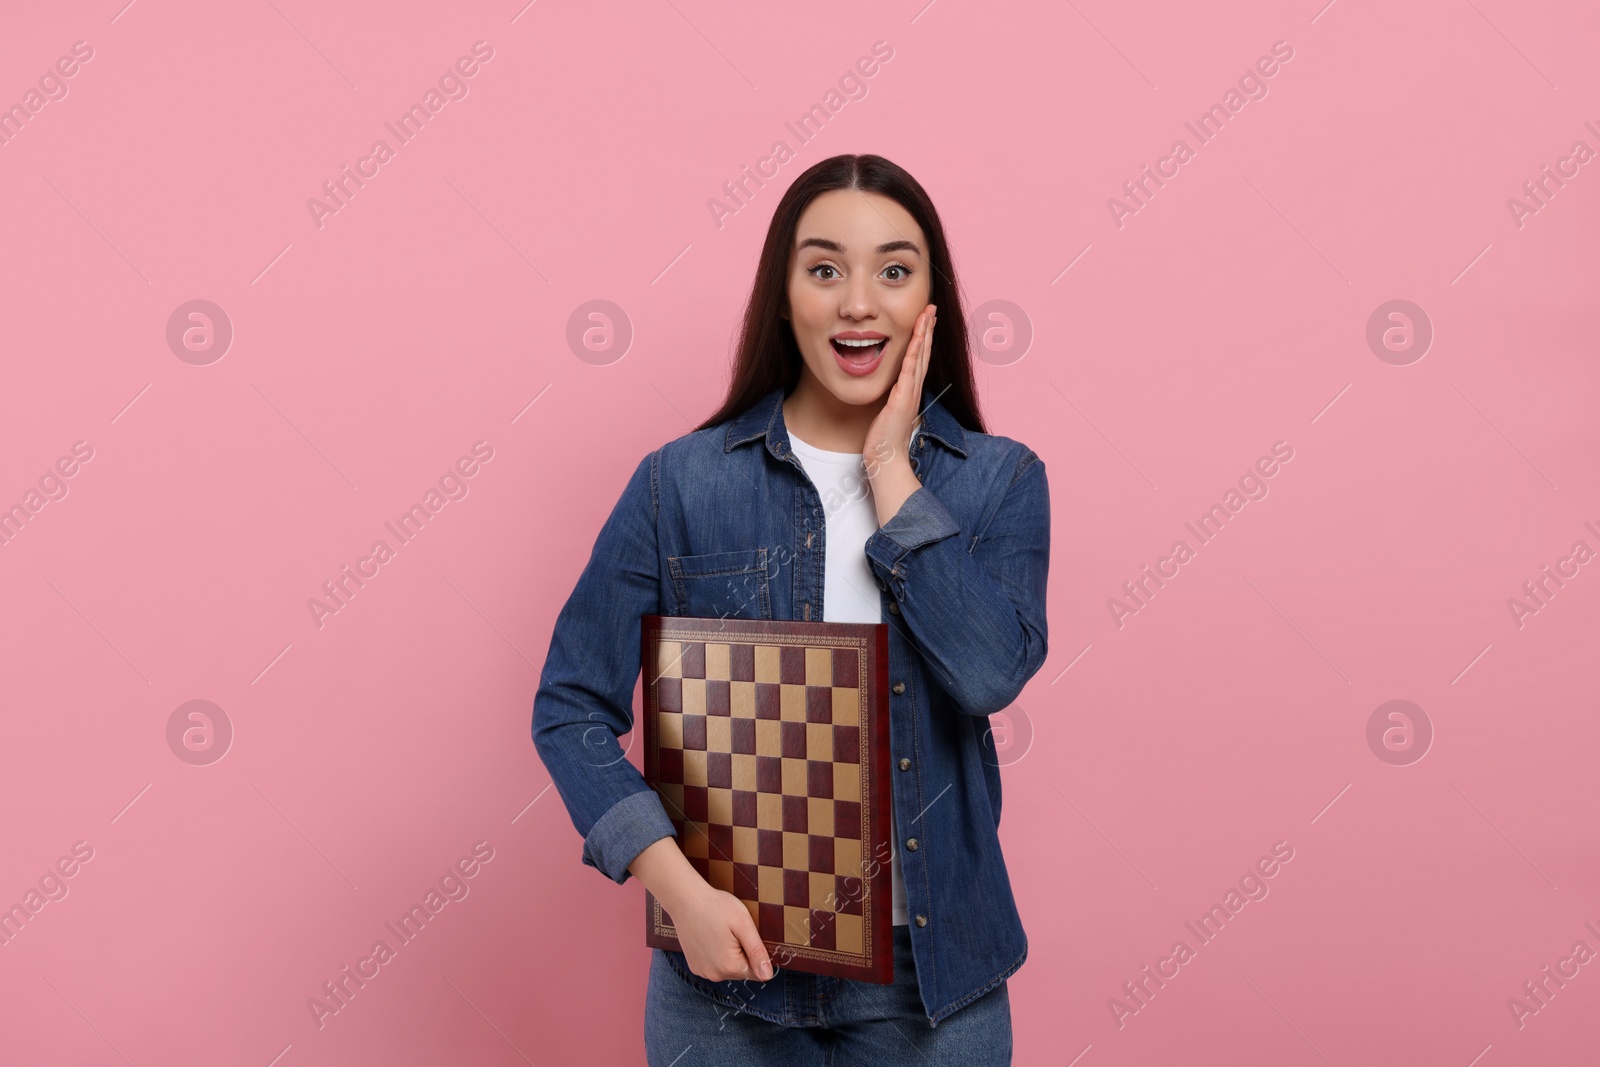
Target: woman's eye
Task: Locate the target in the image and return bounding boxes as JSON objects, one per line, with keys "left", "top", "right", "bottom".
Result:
{"left": 808, "top": 262, "right": 913, "bottom": 281}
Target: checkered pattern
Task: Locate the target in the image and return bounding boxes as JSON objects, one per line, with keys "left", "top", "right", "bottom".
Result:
{"left": 648, "top": 635, "right": 872, "bottom": 960}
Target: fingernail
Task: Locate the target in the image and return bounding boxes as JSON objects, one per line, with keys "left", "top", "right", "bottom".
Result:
{"left": 761, "top": 961, "right": 773, "bottom": 979}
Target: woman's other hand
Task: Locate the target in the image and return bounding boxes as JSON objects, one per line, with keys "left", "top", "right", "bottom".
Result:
{"left": 629, "top": 836, "right": 775, "bottom": 983}
{"left": 670, "top": 881, "right": 775, "bottom": 983}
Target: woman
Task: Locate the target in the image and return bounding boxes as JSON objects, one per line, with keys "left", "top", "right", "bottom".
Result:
{"left": 533, "top": 153, "right": 1050, "bottom": 1065}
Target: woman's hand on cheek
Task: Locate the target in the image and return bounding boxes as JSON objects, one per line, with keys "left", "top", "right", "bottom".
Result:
{"left": 863, "top": 303, "right": 934, "bottom": 482}
{"left": 864, "top": 303, "right": 933, "bottom": 526}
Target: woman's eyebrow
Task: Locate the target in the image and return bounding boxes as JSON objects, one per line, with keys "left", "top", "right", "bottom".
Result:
{"left": 796, "top": 237, "right": 924, "bottom": 257}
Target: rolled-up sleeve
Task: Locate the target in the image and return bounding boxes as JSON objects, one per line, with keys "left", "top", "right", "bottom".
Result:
{"left": 863, "top": 448, "right": 1050, "bottom": 716}
{"left": 532, "top": 450, "right": 677, "bottom": 884}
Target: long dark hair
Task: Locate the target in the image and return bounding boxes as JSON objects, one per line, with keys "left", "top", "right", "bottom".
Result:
{"left": 693, "top": 154, "right": 988, "bottom": 436}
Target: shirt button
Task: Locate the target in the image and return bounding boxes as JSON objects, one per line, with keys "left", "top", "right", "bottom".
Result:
{"left": 905, "top": 838, "right": 918, "bottom": 851}
{"left": 887, "top": 601, "right": 900, "bottom": 614}
{"left": 914, "top": 915, "right": 928, "bottom": 928}
{"left": 898, "top": 758, "right": 911, "bottom": 771}
{"left": 892, "top": 682, "right": 905, "bottom": 695}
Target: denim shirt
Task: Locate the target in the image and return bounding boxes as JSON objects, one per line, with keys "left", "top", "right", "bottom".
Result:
{"left": 532, "top": 383, "right": 1050, "bottom": 1026}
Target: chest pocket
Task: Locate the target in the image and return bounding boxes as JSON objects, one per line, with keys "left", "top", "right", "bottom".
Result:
{"left": 667, "top": 548, "right": 772, "bottom": 620}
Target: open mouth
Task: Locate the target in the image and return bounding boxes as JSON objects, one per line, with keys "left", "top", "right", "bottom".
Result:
{"left": 830, "top": 337, "right": 888, "bottom": 361}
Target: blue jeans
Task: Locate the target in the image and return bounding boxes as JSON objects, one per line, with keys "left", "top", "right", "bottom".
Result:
{"left": 644, "top": 924, "right": 1013, "bottom": 1065}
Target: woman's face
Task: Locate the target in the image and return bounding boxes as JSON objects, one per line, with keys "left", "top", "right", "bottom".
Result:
{"left": 784, "top": 189, "right": 933, "bottom": 407}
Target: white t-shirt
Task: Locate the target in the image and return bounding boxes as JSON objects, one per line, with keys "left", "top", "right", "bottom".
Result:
{"left": 786, "top": 422, "right": 918, "bottom": 927}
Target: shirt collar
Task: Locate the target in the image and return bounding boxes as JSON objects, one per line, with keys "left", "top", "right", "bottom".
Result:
{"left": 723, "top": 384, "right": 969, "bottom": 458}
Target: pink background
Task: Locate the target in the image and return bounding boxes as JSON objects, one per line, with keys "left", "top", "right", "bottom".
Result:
{"left": 2, "top": 1, "right": 1597, "bottom": 1063}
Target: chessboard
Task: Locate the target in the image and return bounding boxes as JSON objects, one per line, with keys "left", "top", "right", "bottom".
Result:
{"left": 641, "top": 614, "right": 892, "bottom": 984}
